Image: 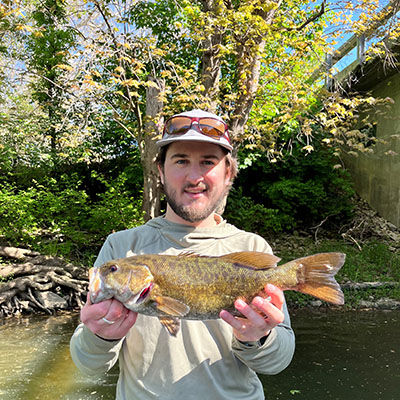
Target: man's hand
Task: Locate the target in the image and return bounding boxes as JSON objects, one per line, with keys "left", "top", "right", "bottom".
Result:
{"left": 80, "top": 293, "right": 137, "bottom": 341}
{"left": 219, "top": 284, "right": 285, "bottom": 343}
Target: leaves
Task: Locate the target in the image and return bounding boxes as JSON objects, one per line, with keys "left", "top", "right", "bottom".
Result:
{"left": 1, "top": 0, "right": 399, "bottom": 218}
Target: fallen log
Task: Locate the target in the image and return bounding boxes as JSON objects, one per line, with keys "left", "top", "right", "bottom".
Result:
{"left": 0, "top": 247, "right": 88, "bottom": 317}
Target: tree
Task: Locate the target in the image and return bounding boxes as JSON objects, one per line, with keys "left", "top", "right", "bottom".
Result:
{"left": 2, "top": 0, "right": 399, "bottom": 219}
{"left": 68, "top": 0, "right": 331, "bottom": 219}
{"left": 26, "top": 0, "right": 76, "bottom": 165}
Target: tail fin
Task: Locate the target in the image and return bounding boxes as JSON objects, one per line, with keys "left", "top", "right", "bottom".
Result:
{"left": 296, "top": 253, "right": 345, "bottom": 305}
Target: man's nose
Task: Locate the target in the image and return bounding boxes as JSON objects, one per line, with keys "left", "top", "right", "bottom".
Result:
{"left": 186, "top": 164, "right": 204, "bottom": 184}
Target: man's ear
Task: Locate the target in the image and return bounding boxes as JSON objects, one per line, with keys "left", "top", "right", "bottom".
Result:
{"left": 224, "top": 167, "right": 232, "bottom": 186}
{"left": 157, "top": 163, "right": 164, "bottom": 185}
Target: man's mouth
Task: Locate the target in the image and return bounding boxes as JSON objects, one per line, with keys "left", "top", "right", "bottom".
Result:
{"left": 184, "top": 185, "right": 208, "bottom": 196}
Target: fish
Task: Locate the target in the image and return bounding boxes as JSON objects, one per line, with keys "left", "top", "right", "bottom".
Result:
{"left": 89, "top": 251, "right": 345, "bottom": 336}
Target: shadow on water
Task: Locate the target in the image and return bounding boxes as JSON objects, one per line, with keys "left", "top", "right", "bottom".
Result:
{"left": 0, "top": 309, "right": 398, "bottom": 399}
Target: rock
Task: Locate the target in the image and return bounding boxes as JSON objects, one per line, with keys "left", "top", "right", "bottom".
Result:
{"left": 359, "top": 300, "right": 374, "bottom": 308}
{"left": 359, "top": 298, "right": 400, "bottom": 310}
{"left": 36, "top": 291, "right": 68, "bottom": 310}
{"left": 375, "top": 298, "right": 400, "bottom": 310}
{"left": 310, "top": 300, "right": 322, "bottom": 307}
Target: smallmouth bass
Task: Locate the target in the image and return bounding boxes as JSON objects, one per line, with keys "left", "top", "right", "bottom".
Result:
{"left": 89, "top": 251, "right": 345, "bottom": 336}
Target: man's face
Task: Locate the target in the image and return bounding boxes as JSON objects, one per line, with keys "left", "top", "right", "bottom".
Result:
{"left": 158, "top": 141, "right": 232, "bottom": 226}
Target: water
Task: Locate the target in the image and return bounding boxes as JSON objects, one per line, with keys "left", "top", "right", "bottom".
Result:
{"left": 0, "top": 313, "right": 117, "bottom": 400}
{"left": 0, "top": 310, "right": 398, "bottom": 400}
{"left": 262, "top": 309, "right": 400, "bottom": 400}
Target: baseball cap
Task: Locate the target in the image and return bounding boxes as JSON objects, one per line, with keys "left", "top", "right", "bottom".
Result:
{"left": 156, "top": 109, "right": 233, "bottom": 152}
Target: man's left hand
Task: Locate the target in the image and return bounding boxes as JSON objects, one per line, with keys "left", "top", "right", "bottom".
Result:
{"left": 219, "top": 284, "right": 285, "bottom": 343}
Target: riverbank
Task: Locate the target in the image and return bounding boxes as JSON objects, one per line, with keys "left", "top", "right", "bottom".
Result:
{"left": 1, "top": 241, "right": 399, "bottom": 317}
{"left": 1, "top": 197, "right": 399, "bottom": 316}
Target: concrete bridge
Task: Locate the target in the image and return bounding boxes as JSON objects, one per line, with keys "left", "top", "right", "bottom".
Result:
{"left": 316, "top": 2, "right": 400, "bottom": 228}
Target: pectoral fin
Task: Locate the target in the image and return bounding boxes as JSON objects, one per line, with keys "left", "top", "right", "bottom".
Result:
{"left": 155, "top": 296, "right": 190, "bottom": 317}
{"left": 159, "top": 316, "right": 181, "bottom": 337}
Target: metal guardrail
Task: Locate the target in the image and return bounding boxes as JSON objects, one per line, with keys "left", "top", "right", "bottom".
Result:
{"left": 310, "top": 0, "right": 399, "bottom": 87}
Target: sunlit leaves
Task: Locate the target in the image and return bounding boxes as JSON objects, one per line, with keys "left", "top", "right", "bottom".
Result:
{"left": 1, "top": 0, "right": 399, "bottom": 170}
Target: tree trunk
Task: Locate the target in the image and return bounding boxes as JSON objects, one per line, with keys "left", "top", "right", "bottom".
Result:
{"left": 199, "top": 0, "right": 223, "bottom": 111}
{"left": 140, "top": 76, "right": 165, "bottom": 221}
{"left": 230, "top": 3, "right": 281, "bottom": 137}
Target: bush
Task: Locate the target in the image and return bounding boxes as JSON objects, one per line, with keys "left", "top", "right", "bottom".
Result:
{"left": 225, "top": 188, "right": 294, "bottom": 236}
{"left": 87, "top": 171, "right": 145, "bottom": 239}
{"left": 231, "top": 144, "right": 355, "bottom": 233}
{"left": 0, "top": 172, "right": 144, "bottom": 263}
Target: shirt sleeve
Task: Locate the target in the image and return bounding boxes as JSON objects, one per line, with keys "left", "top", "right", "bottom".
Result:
{"left": 70, "top": 235, "right": 123, "bottom": 376}
{"left": 70, "top": 323, "right": 124, "bottom": 376}
{"left": 231, "top": 300, "right": 295, "bottom": 375}
{"left": 94, "top": 234, "right": 116, "bottom": 267}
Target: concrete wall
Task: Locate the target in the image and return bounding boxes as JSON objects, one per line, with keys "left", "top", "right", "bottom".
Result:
{"left": 343, "top": 73, "right": 400, "bottom": 227}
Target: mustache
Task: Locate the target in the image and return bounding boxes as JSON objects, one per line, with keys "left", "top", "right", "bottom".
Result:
{"left": 183, "top": 183, "right": 209, "bottom": 191}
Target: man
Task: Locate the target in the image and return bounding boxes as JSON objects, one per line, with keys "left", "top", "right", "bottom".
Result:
{"left": 70, "top": 109, "right": 295, "bottom": 399}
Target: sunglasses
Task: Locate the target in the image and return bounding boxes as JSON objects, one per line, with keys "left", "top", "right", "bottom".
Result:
{"left": 163, "top": 116, "right": 230, "bottom": 141}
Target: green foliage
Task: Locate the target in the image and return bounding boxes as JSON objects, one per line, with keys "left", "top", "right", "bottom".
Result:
{"left": 0, "top": 171, "right": 144, "bottom": 263}
{"left": 225, "top": 188, "right": 294, "bottom": 236}
{"left": 231, "top": 142, "right": 355, "bottom": 233}
{"left": 88, "top": 171, "right": 145, "bottom": 238}
{"left": 26, "top": 0, "right": 76, "bottom": 161}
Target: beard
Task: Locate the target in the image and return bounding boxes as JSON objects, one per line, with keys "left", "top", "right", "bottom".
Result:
{"left": 163, "top": 182, "right": 227, "bottom": 223}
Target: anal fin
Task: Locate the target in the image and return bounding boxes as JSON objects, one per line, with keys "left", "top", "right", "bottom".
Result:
{"left": 159, "top": 316, "right": 180, "bottom": 337}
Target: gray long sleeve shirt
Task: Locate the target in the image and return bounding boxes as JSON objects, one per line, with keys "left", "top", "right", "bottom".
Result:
{"left": 70, "top": 215, "right": 295, "bottom": 399}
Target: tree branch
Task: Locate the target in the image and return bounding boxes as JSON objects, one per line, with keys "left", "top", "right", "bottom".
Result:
{"left": 295, "top": 0, "right": 325, "bottom": 31}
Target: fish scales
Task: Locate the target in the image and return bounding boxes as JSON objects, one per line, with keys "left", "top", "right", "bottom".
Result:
{"left": 89, "top": 251, "right": 346, "bottom": 336}
{"left": 135, "top": 255, "right": 269, "bottom": 317}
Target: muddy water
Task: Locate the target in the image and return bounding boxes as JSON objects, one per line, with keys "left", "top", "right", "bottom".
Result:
{"left": 0, "top": 310, "right": 398, "bottom": 400}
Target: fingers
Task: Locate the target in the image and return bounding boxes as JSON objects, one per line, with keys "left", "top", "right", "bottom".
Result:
{"left": 219, "top": 309, "right": 241, "bottom": 329}
{"left": 81, "top": 293, "right": 137, "bottom": 340}
{"left": 235, "top": 299, "right": 267, "bottom": 330}
{"left": 220, "top": 285, "right": 285, "bottom": 343}
{"left": 265, "top": 284, "right": 284, "bottom": 311}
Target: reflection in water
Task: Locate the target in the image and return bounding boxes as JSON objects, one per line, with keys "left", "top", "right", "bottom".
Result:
{"left": 0, "top": 310, "right": 398, "bottom": 399}
{"left": 261, "top": 309, "right": 399, "bottom": 400}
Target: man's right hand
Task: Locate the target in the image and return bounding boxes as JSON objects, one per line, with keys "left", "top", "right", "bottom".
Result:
{"left": 80, "top": 293, "right": 138, "bottom": 341}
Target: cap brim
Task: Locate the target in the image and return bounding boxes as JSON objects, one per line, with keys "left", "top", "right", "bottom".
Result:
{"left": 156, "top": 128, "right": 233, "bottom": 151}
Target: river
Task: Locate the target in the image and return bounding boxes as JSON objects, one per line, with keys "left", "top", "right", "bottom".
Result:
{"left": 0, "top": 309, "right": 398, "bottom": 400}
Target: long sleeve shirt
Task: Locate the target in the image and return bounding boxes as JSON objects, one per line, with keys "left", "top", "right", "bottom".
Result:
{"left": 70, "top": 215, "right": 295, "bottom": 399}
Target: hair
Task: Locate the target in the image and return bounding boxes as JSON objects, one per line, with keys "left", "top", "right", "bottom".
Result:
{"left": 156, "top": 144, "right": 238, "bottom": 184}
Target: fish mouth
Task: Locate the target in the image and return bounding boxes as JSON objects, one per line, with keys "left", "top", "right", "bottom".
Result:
{"left": 130, "top": 283, "right": 153, "bottom": 305}
{"left": 89, "top": 267, "right": 106, "bottom": 303}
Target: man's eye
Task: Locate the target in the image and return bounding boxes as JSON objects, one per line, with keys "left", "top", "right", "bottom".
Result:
{"left": 202, "top": 160, "right": 215, "bottom": 166}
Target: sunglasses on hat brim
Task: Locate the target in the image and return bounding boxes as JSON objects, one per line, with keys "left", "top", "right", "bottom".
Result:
{"left": 162, "top": 116, "right": 230, "bottom": 141}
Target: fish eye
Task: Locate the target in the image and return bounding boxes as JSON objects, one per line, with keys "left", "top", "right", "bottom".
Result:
{"left": 109, "top": 264, "right": 118, "bottom": 273}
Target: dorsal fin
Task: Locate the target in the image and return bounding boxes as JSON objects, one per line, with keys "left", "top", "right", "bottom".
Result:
{"left": 219, "top": 251, "right": 281, "bottom": 270}
{"left": 179, "top": 251, "right": 200, "bottom": 258}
